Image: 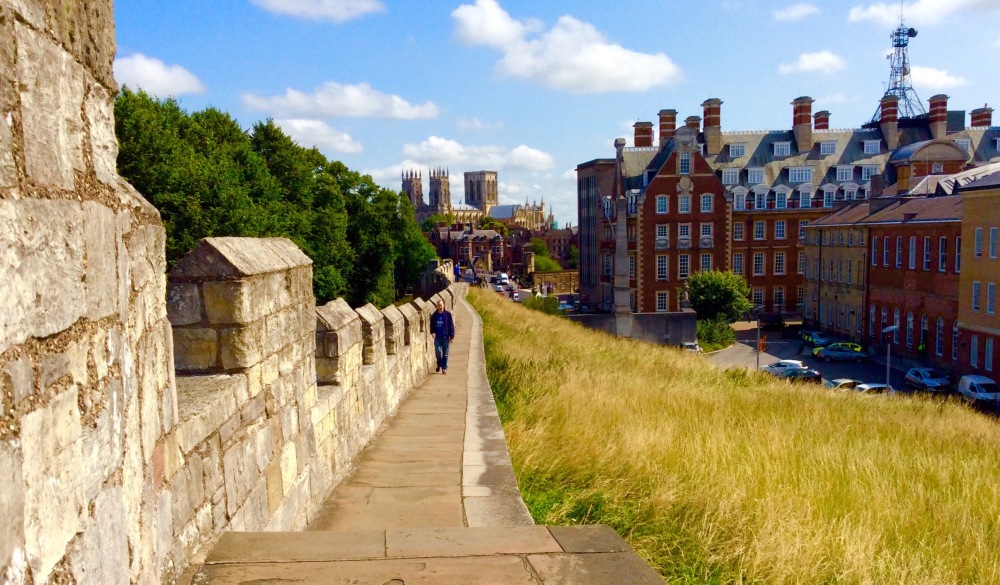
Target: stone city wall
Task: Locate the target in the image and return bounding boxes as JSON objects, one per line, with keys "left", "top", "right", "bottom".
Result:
{"left": 1, "top": 0, "right": 177, "bottom": 583}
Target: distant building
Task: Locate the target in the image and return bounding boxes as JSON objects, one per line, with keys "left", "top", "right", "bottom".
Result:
{"left": 405, "top": 169, "right": 552, "bottom": 231}
{"left": 957, "top": 170, "right": 1000, "bottom": 376}
{"left": 428, "top": 225, "right": 508, "bottom": 273}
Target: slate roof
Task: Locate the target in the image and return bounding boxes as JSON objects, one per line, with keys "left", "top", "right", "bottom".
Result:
{"left": 808, "top": 201, "right": 872, "bottom": 226}
{"left": 488, "top": 204, "right": 519, "bottom": 219}
{"left": 959, "top": 169, "right": 1000, "bottom": 192}
{"left": 862, "top": 195, "right": 962, "bottom": 224}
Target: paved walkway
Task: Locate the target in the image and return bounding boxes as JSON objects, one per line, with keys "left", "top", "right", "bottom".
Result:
{"left": 188, "top": 294, "right": 663, "bottom": 584}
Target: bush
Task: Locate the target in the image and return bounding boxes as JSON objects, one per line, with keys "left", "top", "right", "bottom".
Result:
{"left": 696, "top": 319, "right": 734, "bottom": 352}
{"left": 522, "top": 295, "right": 562, "bottom": 315}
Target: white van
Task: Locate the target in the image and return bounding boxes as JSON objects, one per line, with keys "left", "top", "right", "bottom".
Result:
{"left": 497, "top": 272, "right": 510, "bottom": 286}
{"left": 957, "top": 375, "right": 1000, "bottom": 407}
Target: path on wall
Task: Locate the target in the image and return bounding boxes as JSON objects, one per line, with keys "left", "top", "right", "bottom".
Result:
{"left": 188, "top": 295, "right": 664, "bottom": 584}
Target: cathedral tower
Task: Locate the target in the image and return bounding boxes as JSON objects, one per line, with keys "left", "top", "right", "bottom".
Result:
{"left": 464, "top": 171, "right": 498, "bottom": 212}
{"left": 429, "top": 168, "right": 451, "bottom": 214}
{"left": 401, "top": 169, "right": 424, "bottom": 209}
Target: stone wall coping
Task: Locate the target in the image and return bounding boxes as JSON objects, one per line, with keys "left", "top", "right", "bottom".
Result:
{"left": 354, "top": 304, "right": 384, "bottom": 328}
{"left": 380, "top": 304, "right": 405, "bottom": 327}
{"left": 174, "top": 375, "right": 245, "bottom": 454}
{"left": 170, "top": 237, "right": 312, "bottom": 281}
{"left": 397, "top": 303, "right": 418, "bottom": 320}
{"left": 315, "top": 299, "right": 359, "bottom": 332}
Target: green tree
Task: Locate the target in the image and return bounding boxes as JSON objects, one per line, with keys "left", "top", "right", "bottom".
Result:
{"left": 523, "top": 295, "right": 562, "bottom": 315}
{"left": 533, "top": 256, "right": 562, "bottom": 272}
{"left": 566, "top": 244, "right": 580, "bottom": 269}
{"left": 686, "top": 270, "right": 754, "bottom": 323}
{"left": 530, "top": 237, "right": 551, "bottom": 257}
{"left": 477, "top": 216, "right": 508, "bottom": 237}
{"left": 420, "top": 213, "right": 452, "bottom": 232}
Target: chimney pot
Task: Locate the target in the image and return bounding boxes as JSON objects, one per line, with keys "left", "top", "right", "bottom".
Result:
{"left": 814, "top": 110, "right": 830, "bottom": 130}
{"left": 928, "top": 94, "right": 949, "bottom": 139}
{"left": 701, "top": 99, "right": 723, "bottom": 156}
{"left": 792, "top": 96, "right": 814, "bottom": 153}
{"left": 685, "top": 115, "right": 701, "bottom": 130}
{"left": 971, "top": 105, "right": 994, "bottom": 128}
{"left": 658, "top": 109, "right": 677, "bottom": 144}
{"left": 633, "top": 121, "right": 654, "bottom": 148}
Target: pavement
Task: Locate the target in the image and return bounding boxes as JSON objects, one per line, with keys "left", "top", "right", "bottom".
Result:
{"left": 187, "top": 293, "right": 663, "bottom": 584}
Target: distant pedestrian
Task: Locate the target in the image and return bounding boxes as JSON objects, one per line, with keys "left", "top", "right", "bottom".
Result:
{"left": 431, "top": 300, "right": 455, "bottom": 374}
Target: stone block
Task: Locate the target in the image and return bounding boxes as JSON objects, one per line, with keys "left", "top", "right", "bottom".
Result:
{"left": 222, "top": 440, "right": 255, "bottom": 518}
{"left": 85, "top": 80, "right": 119, "bottom": 186}
{"left": 229, "top": 478, "right": 268, "bottom": 532}
{"left": 279, "top": 442, "right": 298, "bottom": 496}
{"left": 172, "top": 328, "right": 218, "bottom": 372}
{"left": 38, "top": 339, "right": 88, "bottom": 393}
{"left": 0, "top": 9, "right": 14, "bottom": 189}
{"left": 2, "top": 356, "right": 34, "bottom": 406}
{"left": 174, "top": 375, "right": 240, "bottom": 454}
{"left": 202, "top": 279, "right": 252, "bottom": 325}
{"left": 16, "top": 22, "right": 85, "bottom": 189}
{"left": 20, "top": 388, "right": 84, "bottom": 582}
{"left": 264, "top": 458, "right": 283, "bottom": 516}
{"left": 69, "top": 486, "right": 128, "bottom": 585}
{"left": 83, "top": 201, "right": 119, "bottom": 320}
{"left": 219, "top": 320, "right": 266, "bottom": 370}
{"left": 0, "top": 441, "right": 25, "bottom": 580}
{"left": 381, "top": 305, "right": 405, "bottom": 355}
{"left": 161, "top": 434, "right": 185, "bottom": 483}
{"left": 355, "top": 304, "right": 385, "bottom": 366}
{"left": 0, "top": 200, "right": 85, "bottom": 355}
{"left": 167, "top": 283, "right": 202, "bottom": 327}
{"left": 169, "top": 237, "right": 311, "bottom": 281}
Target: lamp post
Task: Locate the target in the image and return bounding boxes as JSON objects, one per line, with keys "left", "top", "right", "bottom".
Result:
{"left": 752, "top": 304, "right": 765, "bottom": 369}
{"left": 883, "top": 325, "right": 899, "bottom": 391}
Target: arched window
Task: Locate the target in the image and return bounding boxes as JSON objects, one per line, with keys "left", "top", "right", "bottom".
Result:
{"left": 920, "top": 314, "right": 928, "bottom": 347}
{"left": 952, "top": 322, "right": 960, "bottom": 361}
{"left": 881, "top": 307, "right": 888, "bottom": 335}
{"left": 906, "top": 312, "right": 914, "bottom": 347}
{"left": 935, "top": 317, "right": 945, "bottom": 356}
{"left": 893, "top": 309, "right": 901, "bottom": 344}
{"left": 870, "top": 305, "right": 876, "bottom": 336}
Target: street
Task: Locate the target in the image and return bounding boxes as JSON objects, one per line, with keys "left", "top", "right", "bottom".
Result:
{"left": 707, "top": 323, "right": 911, "bottom": 390}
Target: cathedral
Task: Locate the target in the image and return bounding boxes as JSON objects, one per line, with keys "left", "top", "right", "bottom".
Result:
{"left": 403, "top": 169, "right": 553, "bottom": 230}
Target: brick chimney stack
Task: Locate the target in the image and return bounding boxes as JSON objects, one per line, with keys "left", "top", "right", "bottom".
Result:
{"left": 813, "top": 110, "right": 830, "bottom": 130}
{"left": 702, "top": 98, "right": 723, "bottom": 156}
{"left": 880, "top": 95, "right": 900, "bottom": 150}
{"left": 658, "top": 109, "right": 677, "bottom": 145}
{"left": 633, "top": 121, "right": 654, "bottom": 148}
{"left": 792, "top": 96, "right": 814, "bottom": 154}
{"left": 929, "top": 94, "right": 949, "bottom": 139}
{"left": 971, "top": 105, "right": 994, "bottom": 128}
{"left": 685, "top": 115, "right": 701, "bottom": 131}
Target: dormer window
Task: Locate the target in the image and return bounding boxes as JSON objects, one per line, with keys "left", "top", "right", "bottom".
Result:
{"left": 863, "top": 140, "right": 881, "bottom": 155}
{"left": 774, "top": 142, "right": 791, "bottom": 156}
{"left": 932, "top": 162, "right": 944, "bottom": 174}
{"left": 836, "top": 166, "right": 853, "bottom": 182}
{"left": 722, "top": 169, "right": 739, "bottom": 185}
{"left": 954, "top": 138, "right": 972, "bottom": 154}
{"left": 747, "top": 168, "right": 765, "bottom": 184}
{"left": 729, "top": 143, "right": 746, "bottom": 157}
{"left": 861, "top": 165, "right": 879, "bottom": 181}
{"left": 820, "top": 141, "right": 836, "bottom": 155}
{"left": 789, "top": 167, "right": 813, "bottom": 183}
{"left": 679, "top": 151, "right": 691, "bottom": 175}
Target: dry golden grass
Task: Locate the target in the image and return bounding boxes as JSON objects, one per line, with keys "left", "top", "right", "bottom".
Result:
{"left": 470, "top": 289, "right": 1000, "bottom": 584}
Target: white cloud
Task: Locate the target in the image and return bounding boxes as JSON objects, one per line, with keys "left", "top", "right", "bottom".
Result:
{"left": 242, "top": 82, "right": 439, "bottom": 119}
{"left": 249, "top": 0, "right": 385, "bottom": 22}
{"left": 114, "top": 53, "right": 205, "bottom": 97}
{"left": 451, "top": 0, "right": 682, "bottom": 93}
{"left": 774, "top": 3, "right": 820, "bottom": 21}
{"left": 401, "top": 136, "right": 555, "bottom": 171}
{"left": 274, "top": 119, "right": 362, "bottom": 154}
{"left": 457, "top": 117, "right": 503, "bottom": 131}
{"left": 910, "top": 66, "right": 968, "bottom": 90}
{"left": 778, "top": 51, "right": 846, "bottom": 75}
{"left": 848, "top": 0, "right": 1000, "bottom": 26}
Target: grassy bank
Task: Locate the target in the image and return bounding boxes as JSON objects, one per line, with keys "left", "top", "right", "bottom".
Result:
{"left": 469, "top": 288, "right": 1000, "bottom": 584}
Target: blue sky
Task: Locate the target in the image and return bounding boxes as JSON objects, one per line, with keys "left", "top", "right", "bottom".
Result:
{"left": 114, "top": 0, "right": 1000, "bottom": 226}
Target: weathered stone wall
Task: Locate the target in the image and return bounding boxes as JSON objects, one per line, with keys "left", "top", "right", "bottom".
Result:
{"left": 0, "top": 1, "right": 177, "bottom": 583}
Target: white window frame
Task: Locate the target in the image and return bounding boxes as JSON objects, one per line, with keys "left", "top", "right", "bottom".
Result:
{"left": 747, "top": 168, "right": 765, "bottom": 184}
{"left": 755, "top": 191, "right": 766, "bottom": 210}
{"left": 679, "top": 151, "right": 691, "bottom": 175}
{"left": 753, "top": 221, "right": 765, "bottom": 240}
{"left": 774, "top": 252, "right": 786, "bottom": 275}
{"left": 954, "top": 138, "right": 972, "bottom": 154}
{"left": 872, "top": 236, "right": 878, "bottom": 266}
{"left": 936, "top": 317, "right": 944, "bottom": 356}
{"left": 799, "top": 190, "right": 811, "bottom": 209}
{"left": 987, "top": 338, "right": 995, "bottom": 373}
{"left": 939, "top": 237, "right": 947, "bottom": 272}
{"left": 820, "top": 141, "right": 836, "bottom": 155}
{"left": 735, "top": 193, "right": 747, "bottom": 210}
{"left": 775, "top": 220, "right": 786, "bottom": 240}
{"left": 655, "top": 195, "right": 668, "bottom": 214}
{"left": 863, "top": 139, "right": 881, "bottom": 154}
{"left": 656, "top": 291, "right": 669, "bottom": 312}
{"left": 823, "top": 190, "right": 835, "bottom": 208}
{"left": 988, "top": 282, "right": 996, "bottom": 315}
{"left": 895, "top": 236, "right": 903, "bottom": 268}
{"left": 679, "top": 194, "right": 691, "bottom": 214}
{"left": 789, "top": 167, "right": 814, "bottom": 183}
{"left": 971, "top": 335, "right": 979, "bottom": 368}
{"left": 799, "top": 220, "right": 808, "bottom": 240}
{"left": 776, "top": 192, "right": 788, "bottom": 209}
{"left": 956, "top": 236, "right": 962, "bottom": 272}
{"left": 701, "top": 253, "right": 712, "bottom": 272}
{"left": 678, "top": 254, "right": 690, "bottom": 279}
{"left": 975, "top": 227, "right": 983, "bottom": 257}
{"left": 798, "top": 251, "right": 806, "bottom": 275}
{"left": 923, "top": 236, "right": 931, "bottom": 270}
{"left": 700, "top": 222, "right": 713, "bottom": 238}
{"left": 883, "top": 236, "right": 890, "bottom": 266}
{"left": 861, "top": 165, "right": 879, "bottom": 181}
{"left": 733, "top": 253, "right": 744, "bottom": 275}
{"left": 733, "top": 222, "right": 744, "bottom": 241}
{"left": 656, "top": 224, "right": 669, "bottom": 238}
{"left": 908, "top": 236, "right": 916, "bottom": 269}
{"left": 722, "top": 169, "right": 739, "bottom": 185}
{"left": 836, "top": 166, "right": 853, "bottom": 182}
{"left": 990, "top": 227, "right": 998, "bottom": 259}
{"left": 701, "top": 194, "right": 713, "bottom": 213}
{"left": 753, "top": 252, "right": 765, "bottom": 276}
{"left": 730, "top": 143, "right": 746, "bottom": 157}
{"left": 773, "top": 142, "right": 791, "bottom": 156}
{"left": 973, "top": 280, "right": 981, "bottom": 312}
{"left": 656, "top": 255, "right": 668, "bottom": 280}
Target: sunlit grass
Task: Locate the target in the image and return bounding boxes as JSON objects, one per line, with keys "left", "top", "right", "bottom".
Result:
{"left": 470, "top": 288, "right": 1000, "bottom": 584}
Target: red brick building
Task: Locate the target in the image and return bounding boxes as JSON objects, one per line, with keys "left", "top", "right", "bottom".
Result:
{"left": 428, "top": 225, "right": 509, "bottom": 273}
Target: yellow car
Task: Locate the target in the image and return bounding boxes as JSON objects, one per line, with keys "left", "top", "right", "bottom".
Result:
{"left": 812, "top": 341, "right": 863, "bottom": 356}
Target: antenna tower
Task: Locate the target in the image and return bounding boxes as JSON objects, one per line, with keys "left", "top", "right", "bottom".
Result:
{"left": 871, "top": 3, "right": 925, "bottom": 123}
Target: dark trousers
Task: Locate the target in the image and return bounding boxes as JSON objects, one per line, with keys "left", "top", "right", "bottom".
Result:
{"left": 435, "top": 337, "right": 451, "bottom": 370}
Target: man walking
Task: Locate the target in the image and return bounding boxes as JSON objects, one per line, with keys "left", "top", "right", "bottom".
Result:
{"left": 431, "top": 300, "right": 455, "bottom": 374}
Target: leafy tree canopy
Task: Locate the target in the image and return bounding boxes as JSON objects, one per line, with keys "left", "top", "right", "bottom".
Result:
{"left": 534, "top": 256, "right": 562, "bottom": 273}
{"left": 686, "top": 270, "right": 754, "bottom": 323}
{"left": 115, "top": 88, "right": 435, "bottom": 307}
{"left": 420, "top": 213, "right": 453, "bottom": 233}
{"left": 566, "top": 244, "right": 580, "bottom": 269}
{"left": 530, "top": 237, "right": 550, "bottom": 257}
{"left": 477, "top": 216, "right": 508, "bottom": 237}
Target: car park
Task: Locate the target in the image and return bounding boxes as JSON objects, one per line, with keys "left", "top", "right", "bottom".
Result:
{"left": 811, "top": 341, "right": 862, "bottom": 356}
{"left": 802, "top": 331, "right": 831, "bottom": 347}
{"left": 777, "top": 368, "right": 822, "bottom": 383}
{"left": 854, "top": 383, "right": 893, "bottom": 394}
{"left": 957, "top": 375, "right": 1000, "bottom": 409}
{"left": 904, "top": 367, "right": 952, "bottom": 392}
{"left": 815, "top": 346, "right": 870, "bottom": 363}
{"left": 824, "top": 378, "right": 863, "bottom": 390}
{"left": 761, "top": 359, "right": 806, "bottom": 374}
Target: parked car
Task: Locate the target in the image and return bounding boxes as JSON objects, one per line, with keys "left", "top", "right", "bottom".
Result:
{"left": 854, "top": 383, "right": 894, "bottom": 394}
{"left": 957, "top": 375, "right": 1000, "bottom": 409}
{"left": 815, "top": 346, "right": 870, "bottom": 363}
{"left": 681, "top": 341, "right": 703, "bottom": 353}
{"left": 904, "top": 367, "right": 952, "bottom": 392}
{"left": 811, "top": 341, "right": 863, "bottom": 356}
{"left": 777, "top": 368, "right": 822, "bottom": 383}
{"left": 761, "top": 359, "right": 806, "bottom": 374}
{"left": 824, "top": 378, "right": 863, "bottom": 390}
